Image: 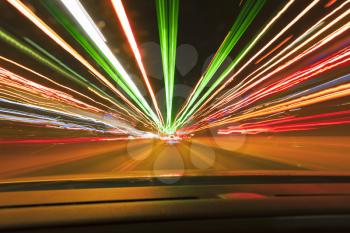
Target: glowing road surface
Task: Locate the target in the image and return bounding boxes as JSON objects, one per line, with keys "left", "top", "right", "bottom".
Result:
{"left": 1, "top": 135, "right": 349, "bottom": 181}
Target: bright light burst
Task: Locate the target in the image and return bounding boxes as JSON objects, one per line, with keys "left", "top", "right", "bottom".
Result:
{"left": 0, "top": 0, "right": 349, "bottom": 142}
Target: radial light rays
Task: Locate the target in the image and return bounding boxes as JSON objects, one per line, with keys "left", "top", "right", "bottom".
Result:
{"left": 217, "top": 110, "right": 350, "bottom": 135}
{"left": 177, "top": 0, "right": 350, "bottom": 134}
{"left": 111, "top": 0, "right": 163, "bottom": 124}
{"left": 183, "top": 45, "right": 350, "bottom": 132}
{"left": 0, "top": 67, "right": 134, "bottom": 136}
{"left": 198, "top": 0, "right": 349, "bottom": 119}
{"left": 60, "top": 0, "right": 161, "bottom": 128}
{"left": 1, "top": 0, "right": 350, "bottom": 139}
{"left": 6, "top": 0, "right": 156, "bottom": 129}
{"left": 174, "top": 0, "right": 267, "bottom": 129}
{"left": 156, "top": 0, "right": 179, "bottom": 131}
{"left": 174, "top": 0, "right": 294, "bottom": 129}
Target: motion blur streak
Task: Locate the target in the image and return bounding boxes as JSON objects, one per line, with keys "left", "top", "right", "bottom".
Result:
{"left": 207, "top": 2, "right": 350, "bottom": 114}
{"left": 0, "top": 66, "right": 102, "bottom": 113}
{"left": 188, "top": 82, "right": 350, "bottom": 132}
{"left": 255, "top": 35, "right": 293, "bottom": 64}
{"left": 0, "top": 137, "right": 131, "bottom": 145}
{"left": 190, "top": 0, "right": 347, "bottom": 121}
{"left": 198, "top": 46, "right": 350, "bottom": 123}
{"left": 111, "top": 0, "right": 163, "bottom": 124}
{"left": 175, "top": 0, "right": 267, "bottom": 128}
{"left": 60, "top": 0, "right": 161, "bottom": 128}
{"left": 218, "top": 110, "right": 350, "bottom": 135}
{"left": 0, "top": 0, "right": 350, "bottom": 179}
{"left": 0, "top": 56, "right": 118, "bottom": 114}
{"left": 156, "top": 0, "right": 179, "bottom": 129}
{"left": 6, "top": 0, "right": 152, "bottom": 124}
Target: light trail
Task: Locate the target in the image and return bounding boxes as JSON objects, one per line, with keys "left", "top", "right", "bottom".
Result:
{"left": 2, "top": 0, "right": 349, "bottom": 140}
{"left": 0, "top": 66, "right": 102, "bottom": 114}
{"left": 156, "top": 0, "right": 179, "bottom": 130}
{"left": 174, "top": 0, "right": 266, "bottom": 128}
{"left": 182, "top": 0, "right": 320, "bottom": 125}
{"left": 111, "top": 0, "right": 163, "bottom": 124}
{"left": 186, "top": 81, "right": 350, "bottom": 133}
{"left": 0, "top": 28, "right": 147, "bottom": 124}
{"left": 325, "top": 0, "right": 337, "bottom": 8}
{"left": 191, "top": 3, "right": 350, "bottom": 123}
{"left": 206, "top": 2, "right": 349, "bottom": 114}
{"left": 254, "top": 35, "right": 293, "bottom": 64}
{"left": 174, "top": 0, "right": 294, "bottom": 129}
{"left": 6, "top": 0, "right": 157, "bottom": 129}
{"left": 0, "top": 137, "right": 133, "bottom": 145}
{"left": 0, "top": 66, "right": 151, "bottom": 136}
{"left": 203, "top": 46, "right": 350, "bottom": 122}
{"left": 0, "top": 56, "right": 127, "bottom": 118}
{"left": 205, "top": 21, "right": 350, "bottom": 119}
{"left": 187, "top": 45, "right": 350, "bottom": 131}
{"left": 218, "top": 110, "right": 350, "bottom": 135}
{"left": 41, "top": 3, "right": 156, "bottom": 127}
{"left": 60, "top": 0, "right": 161, "bottom": 128}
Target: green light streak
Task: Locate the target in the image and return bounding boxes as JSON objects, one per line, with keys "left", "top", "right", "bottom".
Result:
{"left": 43, "top": 1, "right": 162, "bottom": 130}
{"left": 174, "top": 0, "right": 265, "bottom": 129}
{"left": 156, "top": 0, "right": 179, "bottom": 131}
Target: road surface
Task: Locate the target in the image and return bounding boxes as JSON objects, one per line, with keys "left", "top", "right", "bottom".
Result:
{"left": 0, "top": 135, "right": 350, "bottom": 181}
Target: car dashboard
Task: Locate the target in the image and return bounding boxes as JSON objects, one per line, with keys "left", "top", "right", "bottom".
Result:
{"left": 1, "top": 176, "right": 350, "bottom": 233}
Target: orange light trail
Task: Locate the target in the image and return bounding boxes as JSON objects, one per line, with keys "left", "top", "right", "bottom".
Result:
{"left": 174, "top": 0, "right": 296, "bottom": 125}
{"left": 177, "top": 0, "right": 315, "bottom": 125}
{"left": 0, "top": 56, "right": 127, "bottom": 117}
{"left": 189, "top": 82, "right": 350, "bottom": 132}
{"left": 325, "top": 0, "right": 337, "bottom": 8}
{"left": 111, "top": 0, "right": 163, "bottom": 124}
{"left": 196, "top": 4, "right": 350, "bottom": 118}
{"left": 6, "top": 0, "right": 152, "bottom": 125}
{"left": 218, "top": 110, "right": 350, "bottom": 135}
{"left": 255, "top": 35, "right": 293, "bottom": 64}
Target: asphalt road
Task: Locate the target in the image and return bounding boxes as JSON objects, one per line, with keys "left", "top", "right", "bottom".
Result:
{"left": 0, "top": 135, "right": 349, "bottom": 180}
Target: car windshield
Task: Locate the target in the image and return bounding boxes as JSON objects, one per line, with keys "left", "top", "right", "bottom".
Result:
{"left": 0, "top": 0, "right": 349, "bottom": 185}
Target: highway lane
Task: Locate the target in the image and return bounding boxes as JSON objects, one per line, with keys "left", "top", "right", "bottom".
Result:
{"left": 1, "top": 135, "right": 350, "bottom": 180}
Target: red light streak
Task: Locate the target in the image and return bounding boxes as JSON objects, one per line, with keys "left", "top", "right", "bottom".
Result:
{"left": 0, "top": 137, "right": 131, "bottom": 145}
{"left": 218, "top": 110, "right": 350, "bottom": 135}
